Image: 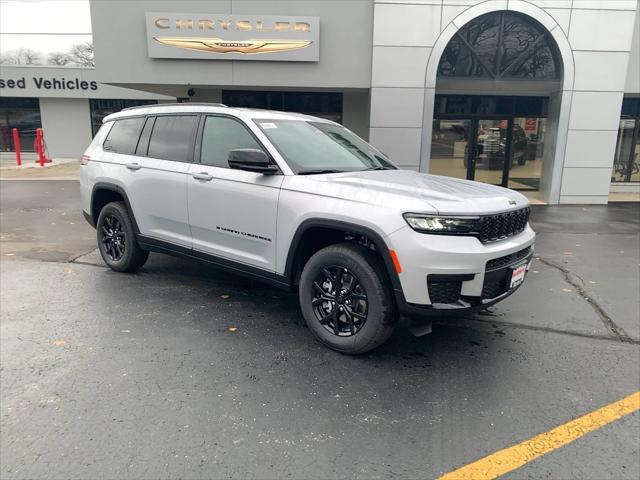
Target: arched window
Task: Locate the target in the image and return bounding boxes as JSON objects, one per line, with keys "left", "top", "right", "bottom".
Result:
{"left": 438, "top": 11, "right": 561, "bottom": 80}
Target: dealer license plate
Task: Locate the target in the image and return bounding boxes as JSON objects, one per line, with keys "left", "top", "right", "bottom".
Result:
{"left": 509, "top": 262, "right": 527, "bottom": 289}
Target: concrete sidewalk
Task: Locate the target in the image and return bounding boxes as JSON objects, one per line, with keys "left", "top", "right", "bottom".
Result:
{"left": 0, "top": 157, "right": 79, "bottom": 180}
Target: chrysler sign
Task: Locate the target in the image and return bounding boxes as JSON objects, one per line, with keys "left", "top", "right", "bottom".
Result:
{"left": 145, "top": 12, "right": 319, "bottom": 62}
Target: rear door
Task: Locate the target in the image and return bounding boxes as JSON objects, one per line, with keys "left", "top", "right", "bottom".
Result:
{"left": 187, "top": 115, "right": 283, "bottom": 271}
{"left": 125, "top": 114, "right": 198, "bottom": 248}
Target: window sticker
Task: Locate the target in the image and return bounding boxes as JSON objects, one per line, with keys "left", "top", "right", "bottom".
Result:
{"left": 260, "top": 122, "right": 277, "bottom": 129}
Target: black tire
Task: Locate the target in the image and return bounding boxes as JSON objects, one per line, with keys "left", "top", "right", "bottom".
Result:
{"left": 299, "top": 243, "right": 397, "bottom": 354}
{"left": 96, "top": 201, "right": 148, "bottom": 272}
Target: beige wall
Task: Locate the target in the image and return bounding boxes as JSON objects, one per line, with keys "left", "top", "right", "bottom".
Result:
{"left": 39, "top": 98, "right": 93, "bottom": 158}
{"left": 624, "top": 2, "right": 640, "bottom": 94}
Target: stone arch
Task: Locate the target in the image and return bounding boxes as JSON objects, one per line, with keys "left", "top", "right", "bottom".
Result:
{"left": 419, "top": 0, "right": 574, "bottom": 203}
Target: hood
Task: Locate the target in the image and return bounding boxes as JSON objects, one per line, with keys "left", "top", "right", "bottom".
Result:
{"left": 284, "top": 169, "right": 529, "bottom": 215}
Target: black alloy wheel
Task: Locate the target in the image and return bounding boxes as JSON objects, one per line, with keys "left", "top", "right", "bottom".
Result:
{"left": 311, "top": 265, "right": 368, "bottom": 337}
{"left": 96, "top": 201, "right": 148, "bottom": 272}
{"left": 299, "top": 243, "right": 397, "bottom": 354}
{"left": 100, "top": 214, "right": 126, "bottom": 261}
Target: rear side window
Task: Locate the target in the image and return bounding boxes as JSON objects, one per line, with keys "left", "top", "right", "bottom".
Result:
{"left": 147, "top": 115, "right": 198, "bottom": 162}
{"left": 103, "top": 117, "right": 145, "bottom": 154}
{"left": 135, "top": 117, "right": 155, "bottom": 156}
{"left": 200, "top": 116, "right": 264, "bottom": 168}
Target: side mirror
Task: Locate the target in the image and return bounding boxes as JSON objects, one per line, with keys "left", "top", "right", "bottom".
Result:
{"left": 228, "top": 149, "right": 279, "bottom": 174}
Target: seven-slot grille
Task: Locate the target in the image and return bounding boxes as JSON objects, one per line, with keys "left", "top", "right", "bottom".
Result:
{"left": 477, "top": 207, "right": 530, "bottom": 243}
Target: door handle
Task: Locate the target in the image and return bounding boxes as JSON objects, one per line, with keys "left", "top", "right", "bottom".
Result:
{"left": 126, "top": 162, "right": 141, "bottom": 171}
{"left": 192, "top": 172, "right": 213, "bottom": 181}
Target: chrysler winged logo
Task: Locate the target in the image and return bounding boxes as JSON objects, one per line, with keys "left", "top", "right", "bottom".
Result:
{"left": 154, "top": 36, "right": 312, "bottom": 55}
{"left": 508, "top": 199, "right": 517, "bottom": 205}
{"left": 146, "top": 13, "right": 319, "bottom": 61}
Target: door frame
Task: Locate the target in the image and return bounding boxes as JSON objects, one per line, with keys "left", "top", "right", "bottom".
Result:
{"left": 437, "top": 115, "right": 515, "bottom": 187}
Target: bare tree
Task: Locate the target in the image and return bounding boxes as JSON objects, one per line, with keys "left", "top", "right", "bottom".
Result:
{"left": 0, "top": 42, "right": 94, "bottom": 68}
{"left": 0, "top": 54, "right": 17, "bottom": 65}
{"left": 48, "top": 52, "right": 71, "bottom": 66}
{"left": 0, "top": 48, "right": 41, "bottom": 65}
{"left": 18, "top": 48, "right": 42, "bottom": 65}
{"left": 67, "top": 42, "right": 94, "bottom": 67}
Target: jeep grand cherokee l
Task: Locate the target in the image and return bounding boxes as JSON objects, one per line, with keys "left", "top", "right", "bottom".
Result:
{"left": 80, "top": 103, "right": 535, "bottom": 354}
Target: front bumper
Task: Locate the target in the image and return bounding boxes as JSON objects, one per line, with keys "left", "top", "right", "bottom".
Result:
{"left": 387, "top": 224, "right": 536, "bottom": 317}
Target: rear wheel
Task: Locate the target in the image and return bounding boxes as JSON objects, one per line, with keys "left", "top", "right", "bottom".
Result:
{"left": 96, "top": 201, "right": 148, "bottom": 272}
{"left": 299, "top": 243, "right": 396, "bottom": 354}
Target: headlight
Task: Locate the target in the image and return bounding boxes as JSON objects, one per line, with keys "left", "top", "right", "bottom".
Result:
{"left": 403, "top": 213, "right": 479, "bottom": 234}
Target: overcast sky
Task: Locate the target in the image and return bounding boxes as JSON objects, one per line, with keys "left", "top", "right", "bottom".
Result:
{"left": 0, "top": 0, "right": 91, "bottom": 55}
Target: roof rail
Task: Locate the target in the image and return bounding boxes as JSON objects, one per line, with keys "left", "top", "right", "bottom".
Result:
{"left": 121, "top": 102, "right": 228, "bottom": 111}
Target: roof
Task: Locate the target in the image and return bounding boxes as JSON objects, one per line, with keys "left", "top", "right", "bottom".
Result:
{"left": 103, "top": 103, "right": 334, "bottom": 124}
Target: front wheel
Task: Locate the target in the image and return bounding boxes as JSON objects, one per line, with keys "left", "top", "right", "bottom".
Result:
{"left": 299, "top": 243, "right": 397, "bottom": 354}
{"left": 96, "top": 201, "right": 148, "bottom": 272}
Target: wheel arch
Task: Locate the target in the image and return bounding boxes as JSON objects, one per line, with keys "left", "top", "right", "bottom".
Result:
{"left": 283, "top": 219, "right": 403, "bottom": 295}
{"left": 91, "top": 182, "right": 140, "bottom": 234}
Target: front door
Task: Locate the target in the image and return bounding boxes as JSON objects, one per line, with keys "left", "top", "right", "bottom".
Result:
{"left": 468, "top": 118, "right": 512, "bottom": 186}
{"left": 187, "top": 115, "right": 283, "bottom": 272}
{"left": 431, "top": 118, "right": 513, "bottom": 187}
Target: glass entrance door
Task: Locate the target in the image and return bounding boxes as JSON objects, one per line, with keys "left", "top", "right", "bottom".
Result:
{"left": 470, "top": 119, "right": 510, "bottom": 186}
{"left": 430, "top": 119, "right": 471, "bottom": 180}
{"left": 431, "top": 117, "right": 542, "bottom": 188}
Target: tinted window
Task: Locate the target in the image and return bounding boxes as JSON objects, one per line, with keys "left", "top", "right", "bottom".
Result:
{"left": 200, "top": 116, "right": 263, "bottom": 168}
{"left": 135, "top": 117, "right": 155, "bottom": 156}
{"left": 222, "top": 90, "right": 343, "bottom": 123}
{"left": 148, "top": 115, "right": 198, "bottom": 162}
{"left": 103, "top": 117, "right": 145, "bottom": 154}
{"left": 0, "top": 97, "right": 41, "bottom": 152}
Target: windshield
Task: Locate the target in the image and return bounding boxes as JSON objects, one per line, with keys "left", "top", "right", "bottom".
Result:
{"left": 255, "top": 120, "right": 397, "bottom": 174}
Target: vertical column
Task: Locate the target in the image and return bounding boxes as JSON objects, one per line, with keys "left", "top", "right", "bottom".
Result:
{"left": 369, "top": 1, "right": 441, "bottom": 170}
{"left": 559, "top": 6, "right": 637, "bottom": 204}
{"left": 39, "top": 98, "right": 93, "bottom": 158}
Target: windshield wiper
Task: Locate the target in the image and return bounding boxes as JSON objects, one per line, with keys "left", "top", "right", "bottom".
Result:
{"left": 364, "top": 166, "right": 392, "bottom": 171}
{"left": 298, "top": 169, "right": 345, "bottom": 175}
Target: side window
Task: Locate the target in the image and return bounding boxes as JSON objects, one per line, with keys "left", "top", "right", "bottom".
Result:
{"left": 147, "top": 115, "right": 198, "bottom": 162}
{"left": 135, "top": 116, "right": 155, "bottom": 156}
{"left": 103, "top": 117, "right": 145, "bottom": 154}
{"left": 200, "top": 116, "right": 264, "bottom": 168}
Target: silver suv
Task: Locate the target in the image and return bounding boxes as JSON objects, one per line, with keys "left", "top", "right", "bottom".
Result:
{"left": 80, "top": 103, "right": 535, "bottom": 354}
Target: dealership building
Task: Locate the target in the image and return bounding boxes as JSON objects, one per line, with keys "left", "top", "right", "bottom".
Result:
{"left": 1, "top": 0, "right": 639, "bottom": 204}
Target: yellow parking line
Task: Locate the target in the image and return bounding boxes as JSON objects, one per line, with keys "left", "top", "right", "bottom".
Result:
{"left": 439, "top": 391, "right": 640, "bottom": 480}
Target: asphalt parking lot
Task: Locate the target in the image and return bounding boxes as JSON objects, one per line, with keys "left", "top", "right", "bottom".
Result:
{"left": 1, "top": 179, "right": 639, "bottom": 479}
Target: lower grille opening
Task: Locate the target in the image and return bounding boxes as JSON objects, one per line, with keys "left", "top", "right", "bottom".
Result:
{"left": 486, "top": 246, "right": 532, "bottom": 271}
{"left": 428, "top": 280, "right": 462, "bottom": 304}
{"left": 482, "top": 277, "right": 509, "bottom": 299}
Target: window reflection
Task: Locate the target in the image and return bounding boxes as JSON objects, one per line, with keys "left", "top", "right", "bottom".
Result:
{"left": 611, "top": 119, "right": 639, "bottom": 183}
{"left": 89, "top": 99, "right": 157, "bottom": 136}
{"left": 508, "top": 118, "right": 546, "bottom": 191}
{"left": 223, "top": 90, "right": 343, "bottom": 123}
{"left": 474, "top": 119, "right": 506, "bottom": 186}
{"left": 429, "top": 117, "right": 546, "bottom": 191}
{"left": 0, "top": 97, "right": 41, "bottom": 152}
{"left": 429, "top": 119, "right": 470, "bottom": 180}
